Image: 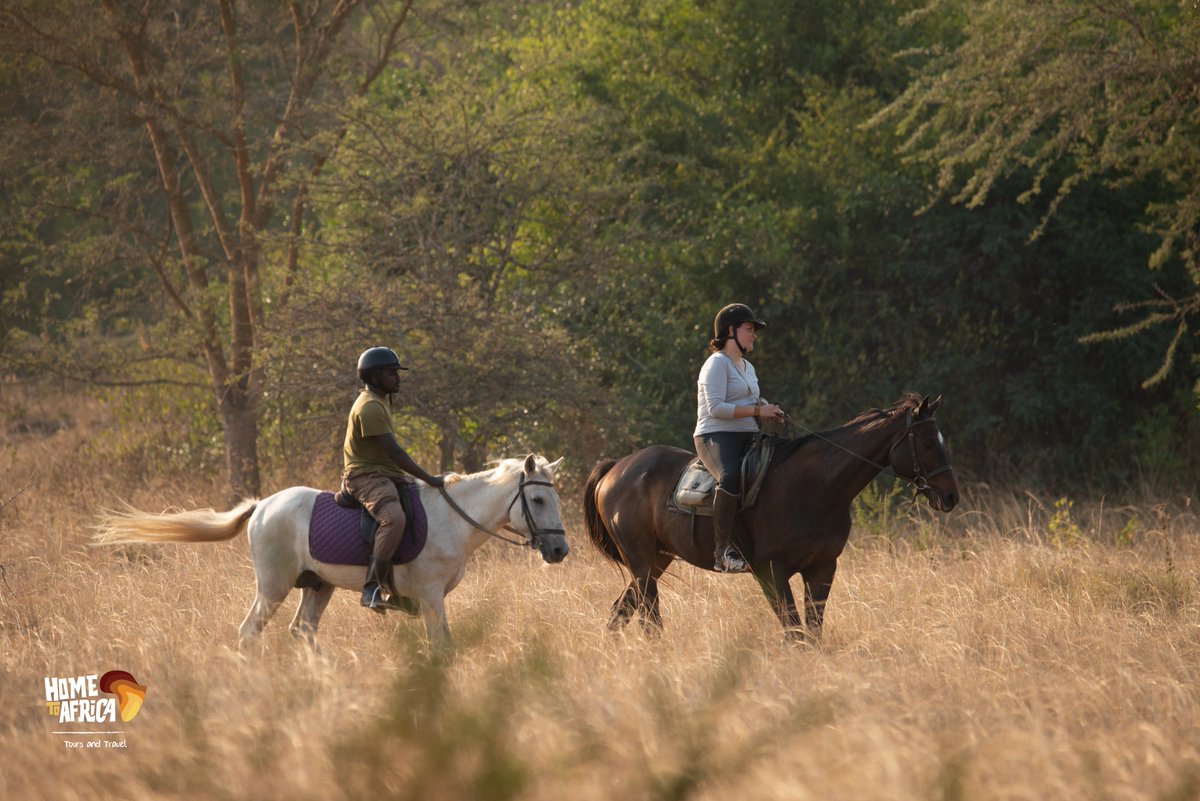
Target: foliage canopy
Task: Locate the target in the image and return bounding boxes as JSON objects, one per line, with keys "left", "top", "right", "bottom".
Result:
{"left": 3, "top": 0, "right": 1198, "bottom": 494}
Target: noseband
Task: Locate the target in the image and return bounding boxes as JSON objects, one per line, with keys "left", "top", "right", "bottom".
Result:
{"left": 887, "top": 408, "right": 955, "bottom": 491}
{"left": 439, "top": 474, "right": 565, "bottom": 550}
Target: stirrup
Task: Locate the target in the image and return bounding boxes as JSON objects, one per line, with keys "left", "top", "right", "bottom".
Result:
{"left": 360, "top": 584, "right": 391, "bottom": 614}
{"left": 714, "top": 547, "right": 749, "bottom": 574}
{"left": 363, "top": 585, "right": 410, "bottom": 613}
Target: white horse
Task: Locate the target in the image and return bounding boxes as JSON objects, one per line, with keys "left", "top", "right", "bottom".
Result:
{"left": 95, "top": 454, "right": 568, "bottom": 651}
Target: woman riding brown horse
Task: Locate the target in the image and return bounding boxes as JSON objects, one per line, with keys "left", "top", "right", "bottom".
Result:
{"left": 583, "top": 393, "right": 959, "bottom": 639}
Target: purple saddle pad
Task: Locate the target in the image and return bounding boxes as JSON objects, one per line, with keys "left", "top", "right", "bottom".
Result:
{"left": 308, "top": 486, "right": 428, "bottom": 566}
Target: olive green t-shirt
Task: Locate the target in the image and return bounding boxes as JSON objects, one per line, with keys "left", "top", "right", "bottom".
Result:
{"left": 342, "top": 389, "right": 407, "bottom": 479}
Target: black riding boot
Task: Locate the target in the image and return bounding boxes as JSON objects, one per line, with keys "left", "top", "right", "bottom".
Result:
{"left": 712, "top": 488, "right": 748, "bottom": 573}
{"left": 361, "top": 557, "right": 404, "bottom": 613}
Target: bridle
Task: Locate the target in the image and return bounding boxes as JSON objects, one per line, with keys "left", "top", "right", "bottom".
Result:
{"left": 784, "top": 407, "right": 955, "bottom": 494}
{"left": 886, "top": 408, "right": 955, "bottom": 492}
{"left": 438, "top": 473, "right": 566, "bottom": 550}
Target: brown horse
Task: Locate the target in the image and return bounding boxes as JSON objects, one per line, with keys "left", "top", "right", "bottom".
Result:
{"left": 583, "top": 393, "right": 959, "bottom": 639}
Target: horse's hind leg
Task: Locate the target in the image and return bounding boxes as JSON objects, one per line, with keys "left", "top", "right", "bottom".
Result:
{"left": 608, "top": 578, "right": 661, "bottom": 633}
{"left": 608, "top": 581, "right": 640, "bottom": 630}
{"left": 289, "top": 584, "right": 335, "bottom": 652}
{"left": 637, "top": 552, "right": 674, "bottom": 631}
{"left": 238, "top": 566, "right": 296, "bottom": 653}
{"left": 608, "top": 553, "right": 672, "bottom": 633}
{"left": 238, "top": 592, "right": 287, "bottom": 653}
{"left": 639, "top": 575, "right": 663, "bottom": 631}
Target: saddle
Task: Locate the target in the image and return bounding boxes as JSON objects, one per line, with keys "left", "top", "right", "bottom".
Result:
{"left": 333, "top": 479, "right": 417, "bottom": 548}
{"left": 670, "top": 433, "right": 782, "bottom": 517}
{"left": 306, "top": 480, "right": 428, "bottom": 567}
{"left": 305, "top": 482, "right": 426, "bottom": 616}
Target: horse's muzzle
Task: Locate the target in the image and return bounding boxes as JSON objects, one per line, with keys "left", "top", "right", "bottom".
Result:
{"left": 925, "top": 486, "right": 958, "bottom": 512}
{"left": 538, "top": 534, "right": 569, "bottom": 564}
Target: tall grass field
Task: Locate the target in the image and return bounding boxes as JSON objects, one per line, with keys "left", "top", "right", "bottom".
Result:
{"left": 2, "top": 389, "right": 1198, "bottom": 800}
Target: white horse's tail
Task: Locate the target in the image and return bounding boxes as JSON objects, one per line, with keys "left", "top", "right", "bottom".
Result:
{"left": 94, "top": 499, "right": 257, "bottom": 546}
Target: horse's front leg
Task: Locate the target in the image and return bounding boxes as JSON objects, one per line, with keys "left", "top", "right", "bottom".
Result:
{"left": 608, "top": 552, "right": 671, "bottom": 633}
{"left": 800, "top": 560, "right": 838, "bottom": 638}
{"left": 418, "top": 593, "right": 454, "bottom": 653}
{"left": 752, "top": 562, "right": 804, "bottom": 640}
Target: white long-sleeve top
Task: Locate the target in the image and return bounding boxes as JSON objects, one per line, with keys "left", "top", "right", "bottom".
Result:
{"left": 694, "top": 352, "right": 762, "bottom": 436}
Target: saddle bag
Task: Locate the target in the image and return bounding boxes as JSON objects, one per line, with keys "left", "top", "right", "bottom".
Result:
{"left": 669, "top": 433, "right": 782, "bottom": 516}
{"left": 674, "top": 461, "right": 716, "bottom": 509}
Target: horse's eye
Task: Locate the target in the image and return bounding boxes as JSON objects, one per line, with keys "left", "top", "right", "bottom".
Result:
{"left": 533, "top": 497, "right": 545, "bottom": 506}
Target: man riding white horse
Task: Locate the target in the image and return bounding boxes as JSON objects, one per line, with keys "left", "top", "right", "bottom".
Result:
{"left": 343, "top": 346, "right": 450, "bottom": 613}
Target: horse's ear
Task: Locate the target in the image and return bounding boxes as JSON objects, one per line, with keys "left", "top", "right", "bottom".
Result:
{"left": 922, "top": 395, "right": 942, "bottom": 415}
{"left": 546, "top": 456, "right": 564, "bottom": 477}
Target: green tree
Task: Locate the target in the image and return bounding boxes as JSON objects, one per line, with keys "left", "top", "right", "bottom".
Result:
{"left": 0, "top": 0, "right": 419, "bottom": 497}
{"left": 499, "top": 0, "right": 1199, "bottom": 486}
{"left": 253, "top": 5, "right": 636, "bottom": 477}
{"left": 504, "top": 0, "right": 957, "bottom": 446}
{"left": 878, "top": 0, "right": 1200, "bottom": 398}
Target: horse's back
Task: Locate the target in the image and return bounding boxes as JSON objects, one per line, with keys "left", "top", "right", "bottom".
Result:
{"left": 253, "top": 485, "right": 321, "bottom": 520}
{"left": 247, "top": 486, "right": 322, "bottom": 560}
{"left": 596, "top": 444, "right": 693, "bottom": 517}
{"left": 618, "top": 444, "right": 693, "bottom": 479}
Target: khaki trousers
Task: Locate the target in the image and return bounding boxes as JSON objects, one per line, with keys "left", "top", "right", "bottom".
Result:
{"left": 343, "top": 473, "right": 408, "bottom": 562}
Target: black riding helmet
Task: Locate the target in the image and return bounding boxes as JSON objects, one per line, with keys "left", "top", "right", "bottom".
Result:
{"left": 713, "top": 303, "right": 766, "bottom": 340}
{"left": 356, "top": 346, "right": 408, "bottom": 384}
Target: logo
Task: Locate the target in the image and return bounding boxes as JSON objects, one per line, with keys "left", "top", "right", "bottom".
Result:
{"left": 44, "top": 671, "right": 147, "bottom": 723}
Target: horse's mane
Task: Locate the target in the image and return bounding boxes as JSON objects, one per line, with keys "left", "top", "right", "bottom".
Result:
{"left": 459, "top": 455, "right": 544, "bottom": 486}
{"left": 841, "top": 391, "right": 923, "bottom": 433}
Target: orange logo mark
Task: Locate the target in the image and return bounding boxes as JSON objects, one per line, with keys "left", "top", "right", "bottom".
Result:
{"left": 98, "top": 671, "right": 147, "bottom": 722}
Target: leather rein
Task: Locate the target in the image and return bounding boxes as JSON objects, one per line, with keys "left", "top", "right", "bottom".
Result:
{"left": 438, "top": 474, "right": 565, "bottom": 549}
{"left": 784, "top": 407, "right": 955, "bottom": 492}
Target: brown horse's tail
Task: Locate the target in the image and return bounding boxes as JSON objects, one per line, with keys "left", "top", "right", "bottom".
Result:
{"left": 93, "top": 499, "right": 257, "bottom": 546}
{"left": 583, "top": 459, "right": 625, "bottom": 566}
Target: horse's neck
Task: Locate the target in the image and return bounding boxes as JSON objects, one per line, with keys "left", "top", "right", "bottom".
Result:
{"left": 449, "top": 472, "right": 515, "bottom": 535}
{"left": 804, "top": 413, "right": 904, "bottom": 507}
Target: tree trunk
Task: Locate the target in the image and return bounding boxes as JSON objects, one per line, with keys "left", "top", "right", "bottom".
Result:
{"left": 84, "top": 1, "right": 413, "bottom": 498}
{"left": 462, "top": 439, "right": 486, "bottom": 474}
{"left": 218, "top": 382, "right": 260, "bottom": 501}
{"left": 438, "top": 424, "right": 458, "bottom": 474}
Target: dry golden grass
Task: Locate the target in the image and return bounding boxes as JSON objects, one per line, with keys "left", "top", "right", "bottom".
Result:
{"left": 2, "top": 388, "right": 1198, "bottom": 800}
